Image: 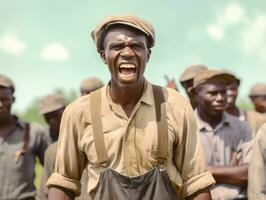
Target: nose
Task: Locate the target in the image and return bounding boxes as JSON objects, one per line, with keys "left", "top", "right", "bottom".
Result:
{"left": 120, "top": 47, "right": 134, "bottom": 58}
{"left": 0, "top": 101, "right": 3, "bottom": 107}
{"left": 216, "top": 92, "right": 226, "bottom": 102}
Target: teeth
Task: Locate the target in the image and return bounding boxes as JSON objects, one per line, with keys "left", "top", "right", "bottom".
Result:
{"left": 119, "top": 64, "right": 135, "bottom": 69}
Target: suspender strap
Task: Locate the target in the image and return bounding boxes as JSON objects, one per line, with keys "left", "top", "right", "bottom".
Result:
{"left": 14, "top": 122, "right": 30, "bottom": 162}
{"left": 90, "top": 89, "right": 109, "bottom": 164}
{"left": 152, "top": 85, "right": 168, "bottom": 161}
{"left": 22, "top": 123, "right": 30, "bottom": 152}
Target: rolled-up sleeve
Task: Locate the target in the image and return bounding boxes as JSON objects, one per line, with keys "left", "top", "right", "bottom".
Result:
{"left": 47, "top": 103, "right": 87, "bottom": 196}
{"left": 174, "top": 102, "right": 215, "bottom": 198}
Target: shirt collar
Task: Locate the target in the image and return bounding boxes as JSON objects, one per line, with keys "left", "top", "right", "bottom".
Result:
{"left": 195, "top": 110, "right": 230, "bottom": 132}
{"left": 105, "top": 79, "right": 154, "bottom": 106}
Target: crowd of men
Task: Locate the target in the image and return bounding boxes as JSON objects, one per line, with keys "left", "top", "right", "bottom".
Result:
{"left": 1, "top": 14, "right": 266, "bottom": 200}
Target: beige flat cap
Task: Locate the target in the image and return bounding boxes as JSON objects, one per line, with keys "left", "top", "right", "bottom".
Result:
{"left": 179, "top": 64, "right": 208, "bottom": 82}
{"left": 91, "top": 14, "right": 155, "bottom": 52}
{"left": 0, "top": 74, "right": 15, "bottom": 91}
{"left": 38, "top": 93, "right": 65, "bottom": 114}
{"left": 192, "top": 69, "right": 235, "bottom": 90}
{"left": 80, "top": 77, "right": 104, "bottom": 92}
{"left": 249, "top": 83, "right": 266, "bottom": 97}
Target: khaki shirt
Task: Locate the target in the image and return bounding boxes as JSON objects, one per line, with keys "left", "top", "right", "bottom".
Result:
{"left": 248, "top": 123, "right": 266, "bottom": 200}
{"left": 47, "top": 81, "right": 215, "bottom": 199}
{"left": 0, "top": 118, "right": 51, "bottom": 200}
{"left": 196, "top": 111, "right": 252, "bottom": 199}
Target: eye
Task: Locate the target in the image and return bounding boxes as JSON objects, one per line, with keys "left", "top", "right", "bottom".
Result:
{"left": 109, "top": 43, "right": 124, "bottom": 50}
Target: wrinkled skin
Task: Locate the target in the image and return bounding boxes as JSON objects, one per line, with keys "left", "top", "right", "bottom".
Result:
{"left": 101, "top": 25, "right": 151, "bottom": 90}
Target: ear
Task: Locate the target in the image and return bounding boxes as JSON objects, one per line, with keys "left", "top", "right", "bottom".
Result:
{"left": 146, "top": 49, "right": 151, "bottom": 63}
{"left": 100, "top": 50, "right": 107, "bottom": 64}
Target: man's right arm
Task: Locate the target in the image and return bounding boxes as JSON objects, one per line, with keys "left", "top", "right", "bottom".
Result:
{"left": 48, "top": 187, "right": 75, "bottom": 200}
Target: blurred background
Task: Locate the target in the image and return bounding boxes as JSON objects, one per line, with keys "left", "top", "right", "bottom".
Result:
{"left": 1, "top": 0, "right": 265, "bottom": 121}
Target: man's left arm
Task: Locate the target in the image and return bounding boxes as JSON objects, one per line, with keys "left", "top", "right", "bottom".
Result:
{"left": 208, "top": 165, "right": 248, "bottom": 187}
{"left": 32, "top": 124, "right": 51, "bottom": 165}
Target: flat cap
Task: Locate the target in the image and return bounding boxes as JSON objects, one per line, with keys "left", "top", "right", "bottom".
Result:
{"left": 91, "top": 14, "right": 155, "bottom": 52}
{"left": 249, "top": 83, "right": 266, "bottom": 97}
{"left": 80, "top": 77, "right": 104, "bottom": 92}
{"left": 192, "top": 69, "right": 235, "bottom": 90}
{"left": 38, "top": 93, "right": 65, "bottom": 114}
{"left": 179, "top": 64, "right": 208, "bottom": 82}
{"left": 0, "top": 74, "right": 15, "bottom": 91}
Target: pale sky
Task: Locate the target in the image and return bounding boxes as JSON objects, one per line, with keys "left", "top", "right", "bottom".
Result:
{"left": 0, "top": 0, "right": 265, "bottom": 112}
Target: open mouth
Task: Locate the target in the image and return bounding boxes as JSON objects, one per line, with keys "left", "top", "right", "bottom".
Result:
{"left": 118, "top": 64, "right": 136, "bottom": 79}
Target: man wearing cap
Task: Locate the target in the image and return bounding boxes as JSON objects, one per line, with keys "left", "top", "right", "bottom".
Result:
{"left": 179, "top": 64, "right": 208, "bottom": 109}
{"left": 37, "top": 93, "right": 66, "bottom": 200}
{"left": 192, "top": 69, "right": 252, "bottom": 199}
{"left": 47, "top": 15, "right": 215, "bottom": 200}
{"left": 249, "top": 83, "right": 266, "bottom": 114}
{"left": 80, "top": 77, "right": 104, "bottom": 96}
{"left": 0, "top": 74, "right": 51, "bottom": 200}
{"left": 226, "top": 74, "right": 266, "bottom": 135}
{"left": 248, "top": 122, "right": 266, "bottom": 200}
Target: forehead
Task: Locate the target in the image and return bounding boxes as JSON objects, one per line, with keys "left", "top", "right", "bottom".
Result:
{"left": 199, "top": 81, "right": 227, "bottom": 91}
{"left": 103, "top": 25, "right": 148, "bottom": 44}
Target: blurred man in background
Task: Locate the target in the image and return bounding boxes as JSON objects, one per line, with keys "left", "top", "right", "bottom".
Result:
{"left": 0, "top": 74, "right": 50, "bottom": 200}
{"left": 192, "top": 69, "right": 252, "bottom": 200}
{"left": 249, "top": 83, "right": 266, "bottom": 115}
{"left": 179, "top": 64, "right": 207, "bottom": 108}
{"left": 38, "top": 93, "right": 66, "bottom": 200}
{"left": 226, "top": 74, "right": 266, "bottom": 135}
{"left": 80, "top": 77, "right": 104, "bottom": 96}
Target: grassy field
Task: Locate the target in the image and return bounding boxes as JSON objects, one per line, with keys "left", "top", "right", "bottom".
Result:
{"left": 34, "top": 161, "right": 43, "bottom": 189}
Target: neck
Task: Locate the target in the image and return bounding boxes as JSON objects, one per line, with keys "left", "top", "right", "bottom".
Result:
{"left": 198, "top": 107, "right": 223, "bottom": 129}
{"left": 0, "top": 115, "right": 16, "bottom": 137}
{"left": 226, "top": 104, "right": 240, "bottom": 117}
{"left": 109, "top": 79, "right": 145, "bottom": 117}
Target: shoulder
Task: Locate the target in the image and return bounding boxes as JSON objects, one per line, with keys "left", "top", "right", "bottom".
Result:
{"left": 247, "top": 110, "right": 266, "bottom": 121}
{"left": 226, "top": 113, "right": 250, "bottom": 128}
{"left": 225, "top": 113, "right": 252, "bottom": 139}
{"left": 45, "top": 142, "right": 58, "bottom": 159}
{"left": 256, "top": 123, "right": 266, "bottom": 144}
{"left": 162, "top": 87, "right": 189, "bottom": 107}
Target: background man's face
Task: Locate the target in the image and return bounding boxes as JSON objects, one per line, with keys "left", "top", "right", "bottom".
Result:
{"left": 250, "top": 96, "right": 266, "bottom": 113}
{"left": 44, "top": 108, "right": 64, "bottom": 140}
{"left": 226, "top": 82, "right": 239, "bottom": 107}
{"left": 101, "top": 26, "right": 151, "bottom": 88}
{"left": 196, "top": 82, "right": 227, "bottom": 116}
{"left": 0, "top": 87, "right": 14, "bottom": 120}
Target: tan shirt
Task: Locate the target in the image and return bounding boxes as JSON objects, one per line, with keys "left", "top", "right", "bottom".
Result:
{"left": 196, "top": 111, "right": 252, "bottom": 199}
{"left": 47, "top": 81, "right": 215, "bottom": 199}
{"left": 248, "top": 123, "right": 266, "bottom": 200}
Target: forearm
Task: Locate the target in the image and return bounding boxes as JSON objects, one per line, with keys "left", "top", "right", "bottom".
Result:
{"left": 208, "top": 165, "right": 248, "bottom": 187}
{"left": 48, "top": 186, "right": 75, "bottom": 200}
{"left": 186, "top": 187, "right": 212, "bottom": 200}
